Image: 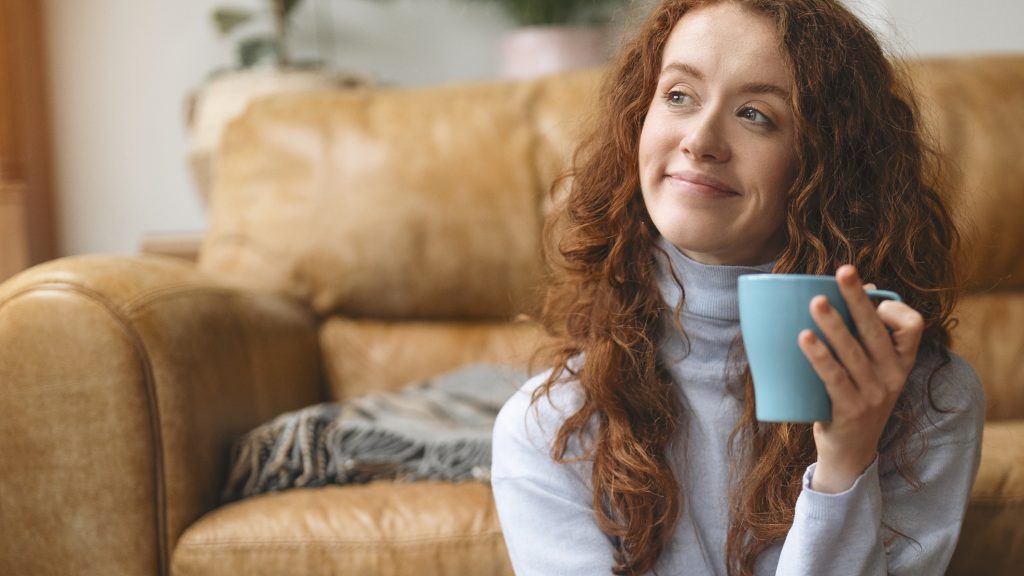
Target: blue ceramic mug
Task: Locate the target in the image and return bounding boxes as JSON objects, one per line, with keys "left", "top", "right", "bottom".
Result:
{"left": 737, "top": 274, "right": 902, "bottom": 422}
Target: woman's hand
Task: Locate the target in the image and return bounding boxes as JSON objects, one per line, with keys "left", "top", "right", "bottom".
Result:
{"left": 796, "top": 265, "right": 924, "bottom": 493}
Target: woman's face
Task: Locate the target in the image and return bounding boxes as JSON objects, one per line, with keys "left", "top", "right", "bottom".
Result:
{"left": 638, "top": 2, "right": 799, "bottom": 266}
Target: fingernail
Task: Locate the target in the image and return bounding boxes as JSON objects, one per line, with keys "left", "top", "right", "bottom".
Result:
{"left": 800, "top": 329, "right": 818, "bottom": 346}
{"left": 839, "top": 265, "right": 858, "bottom": 284}
{"left": 813, "top": 295, "right": 830, "bottom": 311}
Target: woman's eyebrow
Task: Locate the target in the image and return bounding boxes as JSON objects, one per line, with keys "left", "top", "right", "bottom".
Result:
{"left": 660, "top": 61, "right": 704, "bottom": 80}
{"left": 660, "top": 61, "right": 791, "bottom": 100}
{"left": 739, "top": 82, "right": 791, "bottom": 101}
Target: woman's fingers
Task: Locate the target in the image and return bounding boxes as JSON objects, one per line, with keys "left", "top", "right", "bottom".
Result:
{"left": 807, "top": 295, "right": 880, "bottom": 396}
{"left": 836, "top": 266, "right": 899, "bottom": 368}
{"left": 875, "top": 300, "right": 925, "bottom": 378}
{"left": 798, "top": 329, "right": 861, "bottom": 411}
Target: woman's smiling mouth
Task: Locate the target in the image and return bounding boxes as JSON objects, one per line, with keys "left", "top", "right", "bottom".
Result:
{"left": 665, "top": 170, "right": 740, "bottom": 198}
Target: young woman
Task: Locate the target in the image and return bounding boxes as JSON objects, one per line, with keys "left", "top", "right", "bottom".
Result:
{"left": 491, "top": 1, "right": 984, "bottom": 575}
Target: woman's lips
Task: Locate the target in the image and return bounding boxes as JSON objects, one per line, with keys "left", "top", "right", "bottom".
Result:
{"left": 665, "top": 171, "right": 739, "bottom": 198}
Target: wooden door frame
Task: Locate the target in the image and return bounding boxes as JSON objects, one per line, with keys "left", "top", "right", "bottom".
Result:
{"left": 0, "top": 0, "right": 56, "bottom": 281}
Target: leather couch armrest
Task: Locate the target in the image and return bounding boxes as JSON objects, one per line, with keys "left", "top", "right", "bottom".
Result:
{"left": 0, "top": 255, "right": 323, "bottom": 576}
{"left": 948, "top": 420, "right": 1024, "bottom": 575}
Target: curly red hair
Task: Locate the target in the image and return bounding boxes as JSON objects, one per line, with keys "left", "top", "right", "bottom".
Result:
{"left": 535, "top": 1, "right": 960, "bottom": 575}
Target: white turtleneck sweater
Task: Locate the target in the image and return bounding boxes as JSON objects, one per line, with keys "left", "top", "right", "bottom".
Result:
{"left": 491, "top": 239, "right": 984, "bottom": 575}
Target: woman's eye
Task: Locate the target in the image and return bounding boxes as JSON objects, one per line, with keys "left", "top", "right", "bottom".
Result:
{"left": 739, "top": 106, "right": 772, "bottom": 126}
{"left": 666, "top": 90, "right": 693, "bottom": 106}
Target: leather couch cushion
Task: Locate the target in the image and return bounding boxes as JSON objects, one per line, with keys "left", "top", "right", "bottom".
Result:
{"left": 171, "top": 481, "right": 513, "bottom": 576}
{"left": 951, "top": 292, "right": 1024, "bottom": 420}
{"left": 948, "top": 420, "right": 1024, "bottom": 575}
{"left": 319, "top": 318, "right": 549, "bottom": 401}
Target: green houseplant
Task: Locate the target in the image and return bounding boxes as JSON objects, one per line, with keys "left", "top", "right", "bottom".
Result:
{"left": 210, "top": 0, "right": 397, "bottom": 70}
{"left": 212, "top": 0, "right": 307, "bottom": 69}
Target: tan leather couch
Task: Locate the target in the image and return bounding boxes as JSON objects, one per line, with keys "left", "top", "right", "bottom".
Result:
{"left": 1, "top": 55, "right": 1022, "bottom": 576}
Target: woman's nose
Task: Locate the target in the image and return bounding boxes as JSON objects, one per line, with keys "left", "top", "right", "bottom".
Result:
{"left": 679, "top": 110, "right": 730, "bottom": 162}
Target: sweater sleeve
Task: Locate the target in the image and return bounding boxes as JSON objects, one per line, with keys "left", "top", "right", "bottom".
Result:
{"left": 775, "top": 352, "right": 985, "bottom": 575}
{"left": 491, "top": 372, "right": 619, "bottom": 575}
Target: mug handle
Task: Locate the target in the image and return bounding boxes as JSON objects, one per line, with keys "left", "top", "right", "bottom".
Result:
{"left": 865, "top": 289, "right": 901, "bottom": 303}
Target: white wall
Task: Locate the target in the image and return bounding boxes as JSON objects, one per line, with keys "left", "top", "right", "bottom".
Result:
{"left": 47, "top": 0, "right": 220, "bottom": 256}
{"left": 884, "top": 0, "right": 1024, "bottom": 57}
{"left": 846, "top": 0, "right": 1024, "bottom": 57}
{"left": 45, "top": 0, "right": 1024, "bottom": 256}
{"left": 45, "top": 0, "right": 515, "bottom": 256}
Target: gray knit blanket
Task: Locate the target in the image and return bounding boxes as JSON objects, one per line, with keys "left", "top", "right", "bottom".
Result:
{"left": 222, "top": 363, "right": 527, "bottom": 502}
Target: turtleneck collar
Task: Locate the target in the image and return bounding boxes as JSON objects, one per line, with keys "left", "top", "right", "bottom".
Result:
{"left": 655, "top": 236, "right": 775, "bottom": 322}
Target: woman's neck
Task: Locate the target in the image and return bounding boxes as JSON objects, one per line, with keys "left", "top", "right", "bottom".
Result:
{"left": 655, "top": 236, "right": 775, "bottom": 322}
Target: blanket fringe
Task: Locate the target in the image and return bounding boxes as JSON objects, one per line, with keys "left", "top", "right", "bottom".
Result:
{"left": 221, "top": 364, "right": 524, "bottom": 502}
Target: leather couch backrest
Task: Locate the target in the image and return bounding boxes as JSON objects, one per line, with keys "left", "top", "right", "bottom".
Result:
{"left": 199, "top": 57, "right": 1024, "bottom": 414}
{"left": 907, "top": 56, "right": 1024, "bottom": 293}
{"left": 907, "top": 56, "right": 1024, "bottom": 419}
{"left": 199, "top": 70, "right": 599, "bottom": 321}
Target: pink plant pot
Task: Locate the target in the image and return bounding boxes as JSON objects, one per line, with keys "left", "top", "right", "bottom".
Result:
{"left": 499, "top": 25, "right": 611, "bottom": 80}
